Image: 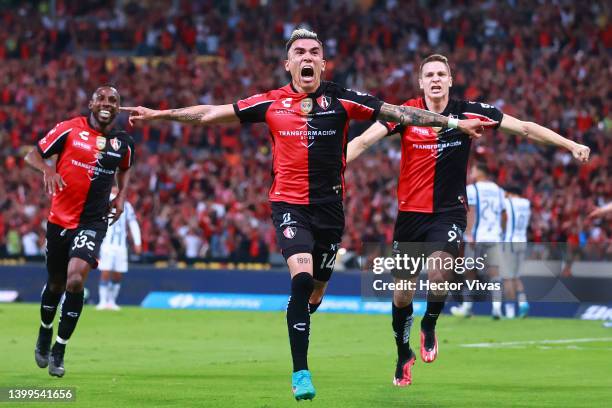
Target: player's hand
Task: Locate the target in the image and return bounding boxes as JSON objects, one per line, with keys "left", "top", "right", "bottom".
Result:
{"left": 107, "top": 194, "right": 125, "bottom": 225}
{"left": 43, "top": 168, "right": 67, "bottom": 196}
{"left": 134, "top": 245, "right": 142, "bottom": 255}
{"left": 571, "top": 143, "right": 590, "bottom": 163}
{"left": 457, "top": 119, "right": 498, "bottom": 139}
{"left": 120, "top": 106, "right": 160, "bottom": 126}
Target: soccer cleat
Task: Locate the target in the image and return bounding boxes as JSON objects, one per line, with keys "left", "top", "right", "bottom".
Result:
{"left": 492, "top": 312, "right": 502, "bottom": 320}
{"left": 450, "top": 304, "right": 473, "bottom": 318}
{"left": 420, "top": 329, "right": 438, "bottom": 363}
{"left": 519, "top": 303, "right": 529, "bottom": 318}
{"left": 393, "top": 350, "right": 416, "bottom": 387}
{"left": 292, "top": 370, "right": 316, "bottom": 401}
{"left": 603, "top": 321, "right": 612, "bottom": 328}
{"left": 107, "top": 303, "right": 121, "bottom": 311}
{"left": 48, "top": 348, "right": 65, "bottom": 378}
{"left": 35, "top": 328, "right": 53, "bottom": 368}
{"left": 95, "top": 303, "right": 107, "bottom": 310}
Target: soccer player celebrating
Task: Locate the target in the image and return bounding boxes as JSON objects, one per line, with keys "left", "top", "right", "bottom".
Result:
{"left": 347, "top": 54, "right": 590, "bottom": 387}
{"left": 25, "top": 86, "right": 135, "bottom": 377}
{"left": 96, "top": 185, "right": 142, "bottom": 311}
{"left": 120, "top": 29, "right": 491, "bottom": 400}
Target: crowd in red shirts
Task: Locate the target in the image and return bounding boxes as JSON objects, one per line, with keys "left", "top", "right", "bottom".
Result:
{"left": 1, "top": 0, "right": 609, "bottom": 260}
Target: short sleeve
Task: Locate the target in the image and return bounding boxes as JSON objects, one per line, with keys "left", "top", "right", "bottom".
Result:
{"left": 37, "top": 121, "right": 73, "bottom": 158}
{"left": 233, "top": 92, "right": 275, "bottom": 123}
{"left": 466, "top": 184, "right": 476, "bottom": 206}
{"left": 462, "top": 101, "right": 504, "bottom": 129}
{"left": 338, "top": 88, "right": 383, "bottom": 121}
{"left": 120, "top": 135, "right": 135, "bottom": 170}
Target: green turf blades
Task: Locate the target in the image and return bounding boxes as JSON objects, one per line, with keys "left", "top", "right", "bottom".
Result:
{"left": 1, "top": 304, "right": 611, "bottom": 407}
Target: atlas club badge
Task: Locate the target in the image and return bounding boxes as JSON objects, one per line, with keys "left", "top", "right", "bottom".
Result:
{"left": 110, "top": 137, "right": 121, "bottom": 151}
{"left": 300, "top": 98, "right": 313, "bottom": 114}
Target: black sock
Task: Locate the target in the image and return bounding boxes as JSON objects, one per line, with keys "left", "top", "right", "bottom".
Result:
{"left": 421, "top": 294, "right": 446, "bottom": 332}
{"left": 287, "top": 272, "right": 314, "bottom": 372}
{"left": 40, "top": 284, "right": 63, "bottom": 327}
{"left": 308, "top": 301, "right": 321, "bottom": 314}
{"left": 392, "top": 302, "right": 414, "bottom": 361}
{"left": 56, "top": 291, "right": 84, "bottom": 344}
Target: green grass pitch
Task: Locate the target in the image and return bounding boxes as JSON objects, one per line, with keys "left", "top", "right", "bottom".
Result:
{"left": 1, "top": 303, "right": 611, "bottom": 407}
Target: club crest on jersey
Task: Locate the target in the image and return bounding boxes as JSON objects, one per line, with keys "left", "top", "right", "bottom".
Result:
{"left": 300, "top": 98, "right": 313, "bottom": 114}
{"left": 283, "top": 226, "right": 297, "bottom": 239}
{"left": 96, "top": 136, "right": 106, "bottom": 150}
{"left": 110, "top": 137, "right": 121, "bottom": 151}
{"left": 317, "top": 95, "right": 331, "bottom": 110}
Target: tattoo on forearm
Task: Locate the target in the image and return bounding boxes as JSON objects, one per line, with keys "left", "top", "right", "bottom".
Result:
{"left": 297, "top": 257, "right": 311, "bottom": 264}
{"left": 379, "top": 103, "right": 449, "bottom": 127}
{"left": 166, "top": 108, "right": 205, "bottom": 123}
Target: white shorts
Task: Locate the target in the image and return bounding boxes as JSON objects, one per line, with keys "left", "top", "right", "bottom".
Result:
{"left": 98, "top": 245, "right": 128, "bottom": 273}
{"left": 500, "top": 243, "right": 527, "bottom": 279}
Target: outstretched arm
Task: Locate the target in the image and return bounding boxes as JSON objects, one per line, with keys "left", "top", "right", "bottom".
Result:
{"left": 346, "top": 122, "right": 389, "bottom": 163}
{"left": 587, "top": 202, "right": 612, "bottom": 220}
{"left": 120, "top": 104, "right": 239, "bottom": 126}
{"left": 378, "top": 103, "right": 497, "bottom": 138}
{"left": 499, "top": 114, "right": 590, "bottom": 162}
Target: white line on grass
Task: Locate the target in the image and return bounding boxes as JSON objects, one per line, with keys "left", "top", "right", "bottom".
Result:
{"left": 461, "top": 337, "right": 612, "bottom": 348}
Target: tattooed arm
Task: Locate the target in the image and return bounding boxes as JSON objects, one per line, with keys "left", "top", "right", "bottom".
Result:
{"left": 120, "top": 104, "right": 238, "bottom": 126}
{"left": 377, "top": 102, "right": 497, "bottom": 138}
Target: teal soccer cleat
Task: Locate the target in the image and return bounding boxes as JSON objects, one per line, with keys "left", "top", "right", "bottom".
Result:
{"left": 292, "top": 370, "right": 316, "bottom": 401}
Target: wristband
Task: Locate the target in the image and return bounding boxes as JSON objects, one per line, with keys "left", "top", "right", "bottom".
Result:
{"left": 447, "top": 117, "right": 459, "bottom": 129}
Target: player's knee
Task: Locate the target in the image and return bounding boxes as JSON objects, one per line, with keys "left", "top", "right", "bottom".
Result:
{"left": 393, "top": 289, "right": 413, "bottom": 307}
{"left": 292, "top": 272, "right": 314, "bottom": 296}
{"left": 66, "top": 274, "right": 84, "bottom": 292}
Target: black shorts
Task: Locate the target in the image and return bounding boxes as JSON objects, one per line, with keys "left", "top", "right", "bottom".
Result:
{"left": 45, "top": 221, "right": 107, "bottom": 281}
{"left": 392, "top": 209, "right": 467, "bottom": 269}
{"left": 271, "top": 201, "right": 344, "bottom": 282}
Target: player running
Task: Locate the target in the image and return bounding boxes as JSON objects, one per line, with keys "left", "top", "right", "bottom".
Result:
{"left": 347, "top": 54, "right": 590, "bottom": 387}
{"left": 453, "top": 163, "right": 506, "bottom": 319}
{"left": 25, "top": 86, "right": 135, "bottom": 377}
{"left": 96, "top": 186, "right": 142, "bottom": 311}
{"left": 500, "top": 185, "right": 531, "bottom": 318}
{"left": 120, "top": 29, "right": 492, "bottom": 401}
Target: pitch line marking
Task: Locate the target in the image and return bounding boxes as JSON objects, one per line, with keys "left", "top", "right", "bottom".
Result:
{"left": 460, "top": 337, "right": 612, "bottom": 348}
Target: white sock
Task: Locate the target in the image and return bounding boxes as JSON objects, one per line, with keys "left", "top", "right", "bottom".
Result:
{"left": 517, "top": 292, "right": 527, "bottom": 306}
{"left": 505, "top": 302, "right": 516, "bottom": 319}
{"left": 110, "top": 282, "right": 121, "bottom": 304}
{"left": 99, "top": 282, "right": 109, "bottom": 305}
{"left": 492, "top": 301, "right": 502, "bottom": 316}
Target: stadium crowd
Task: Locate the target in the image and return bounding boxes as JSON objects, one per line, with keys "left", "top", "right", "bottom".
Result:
{"left": 0, "top": 0, "right": 610, "bottom": 261}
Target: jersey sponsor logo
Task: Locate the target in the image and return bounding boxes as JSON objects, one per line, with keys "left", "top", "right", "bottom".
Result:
{"left": 72, "top": 140, "right": 92, "bottom": 150}
{"left": 412, "top": 127, "right": 431, "bottom": 136}
{"left": 70, "top": 159, "right": 116, "bottom": 178}
{"left": 110, "top": 137, "right": 121, "bottom": 151}
{"left": 413, "top": 140, "right": 462, "bottom": 158}
{"left": 293, "top": 322, "right": 306, "bottom": 331}
{"left": 79, "top": 131, "right": 90, "bottom": 140}
{"left": 96, "top": 136, "right": 106, "bottom": 150}
{"left": 283, "top": 226, "right": 297, "bottom": 239}
{"left": 280, "top": 212, "right": 297, "bottom": 227}
{"left": 281, "top": 98, "right": 292, "bottom": 108}
{"left": 106, "top": 151, "right": 121, "bottom": 158}
{"left": 300, "top": 98, "right": 313, "bottom": 114}
{"left": 317, "top": 95, "right": 331, "bottom": 110}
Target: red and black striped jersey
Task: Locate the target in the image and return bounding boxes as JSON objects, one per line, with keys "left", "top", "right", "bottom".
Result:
{"left": 385, "top": 98, "right": 503, "bottom": 213}
{"left": 233, "top": 81, "right": 383, "bottom": 205}
{"left": 37, "top": 116, "right": 135, "bottom": 229}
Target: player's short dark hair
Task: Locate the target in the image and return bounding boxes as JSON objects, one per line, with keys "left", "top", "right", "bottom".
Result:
{"left": 474, "top": 162, "right": 490, "bottom": 176}
{"left": 505, "top": 184, "right": 523, "bottom": 195}
{"left": 286, "top": 28, "right": 323, "bottom": 52}
{"left": 419, "top": 54, "right": 451, "bottom": 76}
{"left": 92, "top": 86, "right": 120, "bottom": 101}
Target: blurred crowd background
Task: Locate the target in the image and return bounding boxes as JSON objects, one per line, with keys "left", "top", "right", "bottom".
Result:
{"left": 0, "top": 0, "right": 610, "bottom": 262}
